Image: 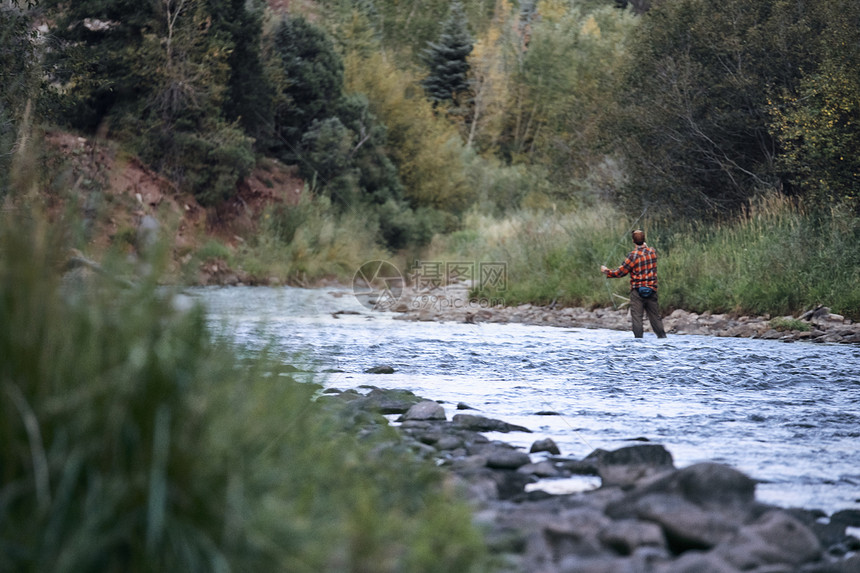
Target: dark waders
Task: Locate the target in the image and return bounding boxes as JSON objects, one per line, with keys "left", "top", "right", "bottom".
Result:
{"left": 629, "top": 288, "right": 667, "bottom": 338}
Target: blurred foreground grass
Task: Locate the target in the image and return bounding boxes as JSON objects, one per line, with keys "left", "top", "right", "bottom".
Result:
{"left": 0, "top": 212, "right": 489, "bottom": 572}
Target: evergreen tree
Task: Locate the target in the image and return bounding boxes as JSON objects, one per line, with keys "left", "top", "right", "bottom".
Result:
{"left": 337, "top": 93, "right": 404, "bottom": 206}
{"left": 44, "top": 0, "right": 160, "bottom": 131}
{"left": 420, "top": 1, "right": 474, "bottom": 110}
{"left": 269, "top": 16, "right": 345, "bottom": 162}
{"left": 207, "top": 0, "right": 273, "bottom": 144}
{"left": 44, "top": 0, "right": 255, "bottom": 206}
{"left": 0, "top": 4, "right": 38, "bottom": 196}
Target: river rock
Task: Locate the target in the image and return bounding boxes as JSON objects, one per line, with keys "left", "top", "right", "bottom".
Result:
{"left": 319, "top": 384, "right": 859, "bottom": 572}
{"left": 552, "top": 458, "right": 601, "bottom": 477}
{"left": 434, "top": 435, "right": 463, "bottom": 450}
{"left": 320, "top": 388, "right": 362, "bottom": 403}
{"left": 399, "top": 400, "right": 446, "bottom": 421}
{"left": 597, "top": 519, "right": 667, "bottom": 556}
{"left": 595, "top": 444, "right": 675, "bottom": 487}
{"left": 831, "top": 509, "right": 860, "bottom": 527}
{"left": 364, "top": 364, "right": 395, "bottom": 374}
{"left": 525, "top": 506, "right": 612, "bottom": 566}
{"left": 486, "top": 448, "right": 532, "bottom": 470}
{"left": 635, "top": 462, "right": 757, "bottom": 510}
{"left": 605, "top": 462, "right": 764, "bottom": 552}
{"left": 453, "top": 413, "right": 532, "bottom": 433}
{"left": 530, "top": 437, "right": 561, "bottom": 455}
{"left": 821, "top": 554, "right": 860, "bottom": 573}
{"left": 811, "top": 306, "right": 831, "bottom": 319}
{"left": 457, "top": 467, "right": 535, "bottom": 501}
{"left": 630, "top": 492, "right": 741, "bottom": 551}
{"left": 660, "top": 551, "right": 741, "bottom": 573}
{"left": 517, "top": 460, "right": 562, "bottom": 478}
{"left": 359, "top": 388, "right": 423, "bottom": 414}
{"left": 785, "top": 507, "right": 856, "bottom": 551}
{"left": 714, "top": 510, "right": 821, "bottom": 569}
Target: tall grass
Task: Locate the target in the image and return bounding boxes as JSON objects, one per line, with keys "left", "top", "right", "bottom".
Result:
{"left": 0, "top": 211, "right": 489, "bottom": 572}
{"left": 657, "top": 195, "right": 860, "bottom": 318}
{"left": 236, "top": 195, "right": 390, "bottom": 285}
{"left": 428, "top": 198, "right": 860, "bottom": 319}
{"left": 428, "top": 206, "right": 637, "bottom": 307}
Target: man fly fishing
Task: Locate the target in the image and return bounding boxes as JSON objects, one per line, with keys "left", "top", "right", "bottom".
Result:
{"left": 600, "top": 229, "right": 667, "bottom": 339}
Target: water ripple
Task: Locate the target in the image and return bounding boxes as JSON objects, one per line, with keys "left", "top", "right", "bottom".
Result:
{"left": 195, "top": 286, "right": 860, "bottom": 514}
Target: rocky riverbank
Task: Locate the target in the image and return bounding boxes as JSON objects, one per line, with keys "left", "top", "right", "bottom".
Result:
{"left": 320, "top": 386, "right": 860, "bottom": 573}
{"left": 389, "top": 284, "right": 860, "bottom": 345}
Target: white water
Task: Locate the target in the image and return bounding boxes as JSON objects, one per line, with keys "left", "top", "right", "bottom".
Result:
{"left": 193, "top": 286, "right": 860, "bottom": 515}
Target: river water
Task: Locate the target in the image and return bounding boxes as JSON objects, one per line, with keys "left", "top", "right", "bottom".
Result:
{"left": 192, "top": 286, "right": 860, "bottom": 515}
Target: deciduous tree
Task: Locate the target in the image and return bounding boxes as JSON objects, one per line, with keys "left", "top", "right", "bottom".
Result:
{"left": 465, "top": 0, "right": 515, "bottom": 153}
{"left": 608, "top": 0, "right": 822, "bottom": 217}
{"left": 768, "top": 0, "right": 860, "bottom": 212}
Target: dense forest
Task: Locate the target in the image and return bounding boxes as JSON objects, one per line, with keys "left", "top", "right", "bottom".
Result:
{"left": 2, "top": 0, "right": 859, "bottom": 314}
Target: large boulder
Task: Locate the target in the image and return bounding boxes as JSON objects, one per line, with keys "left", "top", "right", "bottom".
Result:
{"left": 610, "top": 462, "right": 758, "bottom": 512}
{"left": 399, "top": 400, "right": 446, "bottom": 421}
{"left": 606, "top": 463, "right": 763, "bottom": 552}
{"left": 364, "top": 364, "right": 395, "bottom": 374}
{"left": 714, "top": 510, "right": 821, "bottom": 570}
{"left": 597, "top": 519, "right": 666, "bottom": 556}
{"left": 660, "top": 552, "right": 741, "bottom": 573}
{"left": 530, "top": 437, "right": 561, "bottom": 455}
{"left": 486, "top": 448, "right": 532, "bottom": 470}
{"left": 455, "top": 467, "right": 535, "bottom": 501}
{"left": 358, "top": 388, "right": 423, "bottom": 414}
{"left": 518, "top": 460, "right": 563, "bottom": 478}
{"left": 452, "top": 413, "right": 532, "bottom": 433}
{"left": 595, "top": 444, "right": 675, "bottom": 488}
{"left": 626, "top": 492, "right": 740, "bottom": 551}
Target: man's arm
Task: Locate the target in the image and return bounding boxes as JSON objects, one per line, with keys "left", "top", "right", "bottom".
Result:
{"left": 601, "top": 253, "right": 635, "bottom": 277}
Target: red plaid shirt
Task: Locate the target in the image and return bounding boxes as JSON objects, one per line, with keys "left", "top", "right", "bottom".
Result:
{"left": 606, "top": 244, "right": 659, "bottom": 290}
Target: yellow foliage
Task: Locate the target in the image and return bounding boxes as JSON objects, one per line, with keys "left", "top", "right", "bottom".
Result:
{"left": 342, "top": 48, "right": 472, "bottom": 211}
{"left": 582, "top": 15, "right": 601, "bottom": 39}
{"left": 466, "top": 0, "right": 516, "bottom": 153}
{"left": 538, "top": 0, "right": 568, "bottom": 23}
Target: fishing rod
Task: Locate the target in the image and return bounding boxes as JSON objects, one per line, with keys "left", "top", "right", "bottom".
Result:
{"left": 602, "top": 206, "right": 648, "bottom": 310}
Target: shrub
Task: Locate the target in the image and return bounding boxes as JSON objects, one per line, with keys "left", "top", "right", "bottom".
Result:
{"left": 241, "top": 194, "right": 391, "bottom": 282}
{"left": 0, "top": 211, "right": 490, "bottom": 571}
{"left": 143, "top": 121, "right": 255, "bottom": 207}
{"left": 770, "top": 317, "right": 811, "bottom": 332}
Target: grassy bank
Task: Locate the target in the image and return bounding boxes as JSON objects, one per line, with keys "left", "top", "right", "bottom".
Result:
{"left": 231, "top": 195, "right": 391, "bottom": 285}
{"left": 426, "top": 197, "right": 860, "bottom": 320}
{"left": 658, "top": 197, "right": 860, "bottom": 319}
{"left": 0, "top": 212, "right": 490, "bottom": 572}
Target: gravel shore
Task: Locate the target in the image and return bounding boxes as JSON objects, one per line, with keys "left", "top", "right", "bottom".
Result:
{"left": 321, "top": 386, "right": 860, "bottom": 573}
{"left": 388, "top": 284, "right": 860, "bottom": 345}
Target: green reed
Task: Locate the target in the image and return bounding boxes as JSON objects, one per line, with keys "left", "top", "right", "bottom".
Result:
{"left": 430, "top": 199, "right": 860, "bottom": 320}
{"left": 0, "top": 211, "right": 489, "bottom": 572}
